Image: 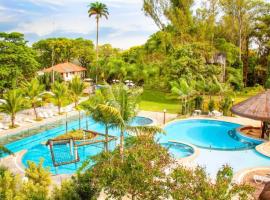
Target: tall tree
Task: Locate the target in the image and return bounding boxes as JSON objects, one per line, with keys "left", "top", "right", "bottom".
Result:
{"left": 95, "top": 84, "right": 164, "bottom": 161}
{"left": 80, "top": 86, "right": 116, "bottom": 152}
{"left": 69, "top": 75, "right": 86, "bottom": 108}
{"left": 0, "top": 89, "right": 25, "bottom": 128}
{"left": 88, "top": 2, "right": 109, "bottom": 83}
{"left": 0, "top": 32, "right": 39, "bottom": 91}
{"left": 51, "top": 82, "right": 68, "bottom": 115}
{"left": 21, "top": 79, "right": 45, "bottom": 120}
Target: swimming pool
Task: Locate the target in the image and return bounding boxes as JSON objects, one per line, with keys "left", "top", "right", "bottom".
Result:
{"left": 163, "top": 119, "right": 270, "bottom": 177}
{"left": 3, "top": 116, "right": 190, "bottom": 174}
{"left": 162, "top": 119, "right": 262, "bottom": 150}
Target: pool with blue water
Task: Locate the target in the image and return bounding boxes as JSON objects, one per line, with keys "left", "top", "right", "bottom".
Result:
{"left": 163, "top": 119, "right": 270, "bottom": 177}
{"left": 4, "top": 115, "right": 192, "bottom": 174}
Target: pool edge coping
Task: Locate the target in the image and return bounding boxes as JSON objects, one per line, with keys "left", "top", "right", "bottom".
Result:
{"left": 233, "top": 166, "right": 270, "bottom": 184}
{"left": 168, "top": 140, "right": 200, "bottom": 164}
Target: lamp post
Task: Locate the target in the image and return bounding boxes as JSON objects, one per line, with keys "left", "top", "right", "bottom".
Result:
{"left": 65, "top": 112, "right": 68, "bottom": 134}
{"left": 78, "top": 110, "right": 81, "bottom": 130}
{"left": 163, "top": 109, "right": 167, "bottom": 124}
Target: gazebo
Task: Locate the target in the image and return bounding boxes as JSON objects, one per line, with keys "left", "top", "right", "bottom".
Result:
{"left": 231, "top": 89, "right": 270, "bottom": 138}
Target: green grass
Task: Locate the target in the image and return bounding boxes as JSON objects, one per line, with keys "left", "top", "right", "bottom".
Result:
{"left": 139, "top": 89, "right": 180, "bottom": 114}
{"left": 140, "top": 87, "right": 263, "bottom": 114}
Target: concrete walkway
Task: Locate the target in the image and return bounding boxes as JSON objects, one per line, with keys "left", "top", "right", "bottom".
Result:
{"left": 0, "top": 97, "right": 88, "bottom": 139}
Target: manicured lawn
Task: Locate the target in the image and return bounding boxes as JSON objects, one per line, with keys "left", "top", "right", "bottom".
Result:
{"left": 139, "top": 89, "right": 180, "bottom": 114}
{"left": 140, "top": 87, "right": 263, "bottom": 114}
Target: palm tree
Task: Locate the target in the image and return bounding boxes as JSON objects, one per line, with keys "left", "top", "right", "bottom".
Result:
{"left": 0, "top": 89, "right": 25, "bottom": 128}
{"left": 51, "top": 82, "right": 68, "bottom": 115}
{"left": 93, "top": 84, "right": 164, "bottom": 161}
{"left": 88, "top": 2, "right": 109, "bottom": 83}
{"left": 21, "top": 79, "right": 45, "bottom": 120}
{"left": 171, "top": 78, "right": 196, "bottom": 115}
{"left": 81, "top": 86, "right": 116, "bottom": 151}
{"left": 69, "top": 76, "right": 86, "bottom": 108}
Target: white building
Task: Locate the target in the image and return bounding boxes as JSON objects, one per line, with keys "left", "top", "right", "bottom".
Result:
{"left": 43, "top": 62, "right": 87, "bottom": 81}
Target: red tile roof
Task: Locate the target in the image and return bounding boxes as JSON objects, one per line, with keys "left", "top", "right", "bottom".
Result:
{"left": 43, "top": 62, "right": 87, "bottom": 73}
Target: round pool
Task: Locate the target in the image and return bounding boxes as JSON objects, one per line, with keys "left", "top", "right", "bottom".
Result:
{"left": 162, "top": 119, "right": 262, "bottom": 151}
{"left": 162, "top": 142, "right": 194, "bottom": 159}
{"left": 129, "top": 116, "right": 153, "bottom": 126}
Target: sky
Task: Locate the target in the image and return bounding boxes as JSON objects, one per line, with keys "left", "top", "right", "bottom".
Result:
{"left": 0, "top": 0, "right": 161, "bottom": 49}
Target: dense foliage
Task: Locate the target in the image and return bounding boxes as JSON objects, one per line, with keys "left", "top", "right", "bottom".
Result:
{"left": 48, "top": 136, "right": 254, "bottom": 200}
{"left": 0, "top": 32, "right": 39, "bottom": 92}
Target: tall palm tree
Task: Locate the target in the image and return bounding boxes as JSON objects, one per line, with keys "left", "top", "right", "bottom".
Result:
{"left": 88, "top": 2, "right": 109, "bottom": 83}
{"left": 21, "top": 79, "right": 45, "bottom": 120}
{"left": 69, "top": 76, "right": 86, "bottom": 108}
{"left": 51, "top": 82, "right": 68, "bottom": 115}
{"left": 93, "top": 84, "right": 164, "bottom": 161}
{"left": 0, "top": 89, "right": 25, "bottom": 128}
{"left": 81, "top": 86, "right": 116, "bottom": 151}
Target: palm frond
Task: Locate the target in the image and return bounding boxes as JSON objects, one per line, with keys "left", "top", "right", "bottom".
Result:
{"left": 126, "top": 125, "right": 165, "bottom": 136}
{"left": 97, "top": 104, "right": 125, "bottom": 126}
{"left": 0, "top": 146, "right": 13, "bottom": 157}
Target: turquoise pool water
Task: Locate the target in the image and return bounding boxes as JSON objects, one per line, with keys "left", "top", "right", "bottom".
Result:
{"left": 162, "top": 120, "right": 262, "bottom": 150}
{"left": 163, "top": 119, "right": 270, "bottom": 177}
{"left": 3, "top": 116, "right": 191, "bottom": 174}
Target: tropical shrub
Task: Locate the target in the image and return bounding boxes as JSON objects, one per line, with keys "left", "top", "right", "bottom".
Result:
{"left": 81, "top": 136, "right": 171, "bottom": 200}
{"left": 169, "top": 165, "right": 254, "bottom": 200}
{"left": 265, "top": 78, "right": 270, "bottom": 89}
{"left": 0, "top": 160, "right": 51, "bottom": 200}
{"left": 53, "top": 130, "right": 96, "bottom": 141}
{"left": 194, "top": 96, "right": 204, "bottom": 110}
{"left": 37, "top": 72, "right": 63, "bottom": 91}
{"left": 0, "top": 89, "right": 26, "bottom": 128}
{"left": 208, "top": 99, "right": 215, "bottom": 112}
{"left": 219, "top": 96, "right": 232, "bottom": 116}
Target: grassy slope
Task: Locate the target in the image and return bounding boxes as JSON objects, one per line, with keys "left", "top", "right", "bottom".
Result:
{"left": 139, "top": 90, "right": 180, "bottom": 114}
{"left": 139, "top": 87, "right": 263, "bottom": 114}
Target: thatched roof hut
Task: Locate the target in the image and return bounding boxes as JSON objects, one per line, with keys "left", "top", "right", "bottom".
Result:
{"left": 231, "top": 90, "right": 270, "bottom": 121}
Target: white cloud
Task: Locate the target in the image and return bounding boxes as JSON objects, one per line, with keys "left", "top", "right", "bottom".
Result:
{"left": 7, "top": 0, "right": 158, "bottom": 49}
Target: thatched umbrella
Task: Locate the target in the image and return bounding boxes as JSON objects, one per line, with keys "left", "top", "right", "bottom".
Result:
{"left": 231, "top": 89, "right": 270, "bottom": 138}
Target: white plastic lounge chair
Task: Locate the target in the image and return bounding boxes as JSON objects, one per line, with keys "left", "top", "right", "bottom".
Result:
{"left": 48, "top": 110, "right": 55, "bottom": 117}
{"left": 43, "top": 112, "right": 50, "bottom": 119}
{"left": 25, "top": 118, "right": 35, "bottom": 123}
{"left": 254, "top": 175, "right": 270, "bottom": 184}
{"left": 38, "top": 112, "right": 45, "bottom": 119}
{"left": 212, "top": 110, "right": 223, "bottom": 117}
{"left": 192, "top": 110, "right": 202, "bottom": 116}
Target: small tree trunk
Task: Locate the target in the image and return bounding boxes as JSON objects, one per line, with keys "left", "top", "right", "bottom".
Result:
{"left": 11, "top": 114, "right": 15, "bottom": 128}
{"left": 131, "top": 194, "right": 136, "bottom": 200}
{"left": 120, "top": 128, "right": 124, "bottom": 162}
{"left": 33, "top": 104, "right": 38, "bottom": 120}
{"left": 105, "top": 125, "right": 109, "bottom": 152}
{"left": 58, "top": 105, "right": 61, "bottom": 115}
